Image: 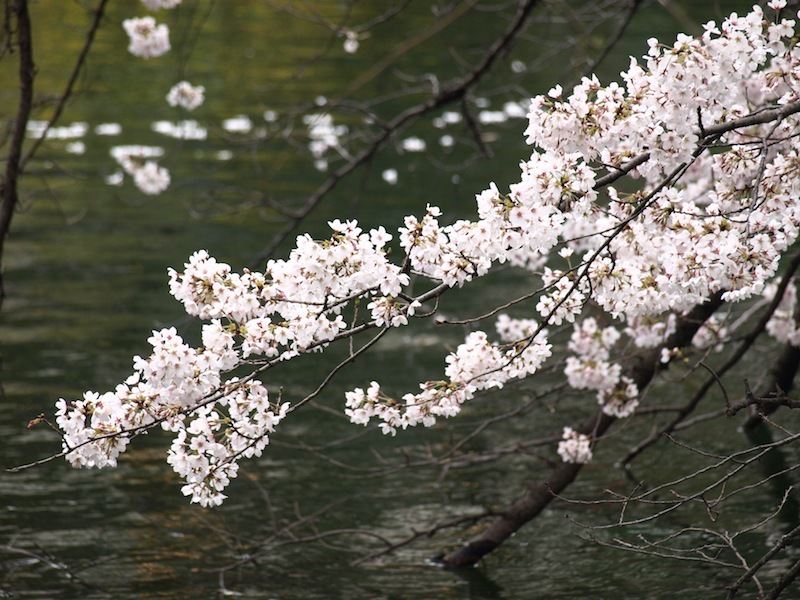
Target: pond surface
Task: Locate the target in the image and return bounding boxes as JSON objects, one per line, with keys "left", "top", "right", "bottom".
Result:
{"left": 2, "top": 1, "right": 796, "bottom": 598}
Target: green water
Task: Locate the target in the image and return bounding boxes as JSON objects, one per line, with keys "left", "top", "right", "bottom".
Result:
{"left": 2, "top": 1, "right": 796, "bottom": 598}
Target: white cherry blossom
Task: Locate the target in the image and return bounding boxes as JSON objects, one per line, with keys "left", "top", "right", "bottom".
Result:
{"left": 122, "top": 17, "right": 171, "bottom": 59}
{"left": 58, "top": 4, "right": 800, "bottom": 499}
{"left": 166, "top": 81, "right": 205, "bottom": 111}
{"left": 557, "top": 427, "right": 593, "bottom": 464}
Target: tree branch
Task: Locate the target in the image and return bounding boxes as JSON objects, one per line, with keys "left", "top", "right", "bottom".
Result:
{"left": 0, "top": 0, "right": 110, "bottom": 309}
{"left": 0, "top": 0, "right": 33, "bottom": 309}
{"left": 437, "top": 292, "right": 725, "bottom": 567}
{"left": 622, "top": 249, "right": 800, "bottom": 464}
{"left": 250, "top": 0, "right": 543, "bottom": 265}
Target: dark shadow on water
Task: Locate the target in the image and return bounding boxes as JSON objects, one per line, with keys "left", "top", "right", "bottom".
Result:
{"left": 429, "top": 558, "right": 505, "bottom": 599}
{"left": 743, "top": 422, "right": 800, "bottom": 530}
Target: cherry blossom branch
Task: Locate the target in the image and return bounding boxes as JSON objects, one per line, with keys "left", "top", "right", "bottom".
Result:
{"left": 9, "top": 277, "right": 431, "bottom": 474}
{"left": 622, "top": 249, "right": 800, "bottom": 464}
{"left": 42, "top": 2, "right": 800, "bottom": 574}
{"left": 727, "top": 381, "right": 800, "bottom": 416}
{"left": 592, "top": 100, "right": 800, "bottom": 192}
{"left": 440, "top": 101, "right": 785, "bottom": 331}
{"left": 437, "top": 293, "right": 724, "bottom": 567}
{"left": 703, "top": 100, "right": 800, "bottom": 138}
{"left": 743, "top": 278, "right": 800, "bottom": 429}
{"left": 46, "top": 7, "right": 800, "bottom": 507}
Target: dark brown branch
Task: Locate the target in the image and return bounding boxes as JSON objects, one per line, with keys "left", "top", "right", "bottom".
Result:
{"left": 766, "top": 559, "right": 800, "bottom": 600}
{"left": 437, "top": 292, "right": 724, "bottom": 567}
{"left": 728, "top": 381, "right": 800, "bottom": 417}
{"left": 703, "top": 101, "right": 800, "bottom": 138}
{"left": 0, "top": 0, "right": 110, "bottom": 310}
{"left": 726, "top": 523, "right": 800, "bottom": 598}
{"left": 743, "top": 277, "right": 800, "bottom": 430}
{"left": 0, "top": 0, "right": 33, "bottom": 309}
{"left": 766, "top": 555, "right": 800, "bottom": 600}
{"left": 355, "top": 509, "right": 495, "bottom": 566}
{"left": 622, "top": 249, "right": 800, "bottom": 464}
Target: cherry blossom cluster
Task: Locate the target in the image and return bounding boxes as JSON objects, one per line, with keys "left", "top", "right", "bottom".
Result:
{"left": 691, "top": 315, "right": 729, "bottom": 352}
{"left": 764, "top": 278, "right": 800, "bottom": 346}
{"left": 562, "top": 317, "right": 640, "bottom": 418}
{"left": 393, "top": 148, "right": 599, "bottom": 288}
{"left": 57, "top": 220, "right": 412, "bottom": 504}
{"left": 117, "top": 2, "right": 192, "bottom": 196}
{"left": 528, "top": 4, "right": 800, "bottom": 318}
{"left": 166, "top": 81, "right": 205, "bottom": 111}
{"left": 167, "top": 220, "right": 409, "bottom": 357}
{"left": 535, "top": 264, "right": 589, "bottom": 325}
{"left": 345, "top": 327, "right": 551, "bottom": 434}
{"left": 345, "top": 314, "right": 549, "bottom": 437}
{"left": 57, "top": 340, "right": 288, "bottom": 507}
{"left": 557, "top": 427, "right": 593, "bottom": 464}
{"left": 527, "top": 4, "right": 788, "bottom": 176}
{"left": 564, "top": 318, "right": 621, "bottom": 392}
{"left": 57, "top": 4, "right": 800, "bottom": 500}
{"left": 166, "top": 380, "right": 288, "bottom": 507}
{"left": 342, "top": 3, "right": 800, "bottom": 451}
{"left": 624, "top": 314, "right": 677, "bottom": 349}
{"left": 122, "top": 17, "right": 171, "bottom": 59}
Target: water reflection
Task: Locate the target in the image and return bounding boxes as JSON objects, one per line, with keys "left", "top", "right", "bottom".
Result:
{"left": 448, "top": 565, "right": 505, "bottom": 599}
{"left": 152, "top": 120, "right": 208, "bottom": 140}
{"left": 1, "top": 0, "right": 780, "bottom": 598}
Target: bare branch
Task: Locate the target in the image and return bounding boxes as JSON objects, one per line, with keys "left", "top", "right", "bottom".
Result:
{"left": 0, "top": 0, "right": 33, "bottom": 308}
